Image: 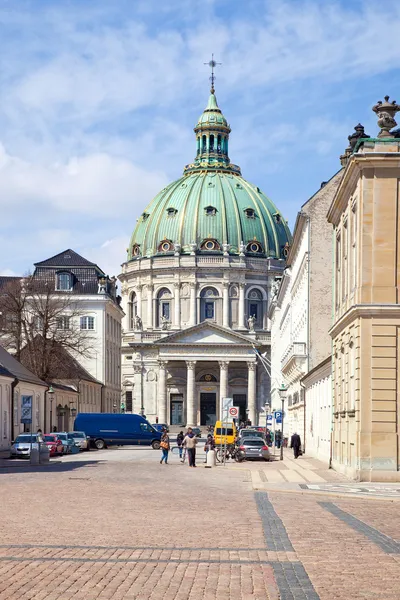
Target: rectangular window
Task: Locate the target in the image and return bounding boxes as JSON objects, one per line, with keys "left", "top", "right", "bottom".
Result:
{"left": 351, "top": 203, "right": 357, "bottom": 292}
{"left": 161, "top": 302, "right": 170, "bottom": 320}
{"left": 125, "top": 391, "right": 132, "bottom": 413}
{"left": 56, "top": 316, "right": 70, "bottom": 330}
{"left": 56, "top": 272, "right": 72, "bottom": 291}
{"left": 80, "top": 316, "right": 95, "bottom": 330}
{"left": 205, "top": 302, "right": 214, "bottom": 319}
{"left": 249, "top": 303, "right": 258, "bottom": 320}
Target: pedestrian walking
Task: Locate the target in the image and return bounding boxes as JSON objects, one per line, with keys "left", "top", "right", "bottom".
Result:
{"left": 275, "top": 430, "right": 282, "bottom": 449}
{"left": 160, "top": 432, "right": 170, "bottom": 464}
{"left": 177, "top": 430, "right": 184, "bottom": 460}
{"left": 204, "top": 434, "right": 215, "bottom": 463}
{"left": 290, "top": 432, "right": 302, "bottom": 459}
{"left": 183, "top": 427, "right": 198, "bottom": 467}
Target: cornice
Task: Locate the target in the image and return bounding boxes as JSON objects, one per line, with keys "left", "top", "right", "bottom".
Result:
{"left": 329, "top": 304, "right": 400, "bottom": 338}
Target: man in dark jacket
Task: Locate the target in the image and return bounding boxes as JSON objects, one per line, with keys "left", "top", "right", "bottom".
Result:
{"left": 290, "top": 432, "right": 302, "bottom": 458}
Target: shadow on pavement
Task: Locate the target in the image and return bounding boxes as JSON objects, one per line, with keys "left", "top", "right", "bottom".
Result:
{"left": 0, "top": 459, "right": 105, "bottom": 475}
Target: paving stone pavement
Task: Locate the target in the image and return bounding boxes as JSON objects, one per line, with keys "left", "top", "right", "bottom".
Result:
{"left": 0, "top": 448, "right": 400, "bottom": 599}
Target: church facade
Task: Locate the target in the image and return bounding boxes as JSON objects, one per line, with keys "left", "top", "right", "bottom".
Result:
{"left": 119, "top": 85, "right": 291, "bottom": 426}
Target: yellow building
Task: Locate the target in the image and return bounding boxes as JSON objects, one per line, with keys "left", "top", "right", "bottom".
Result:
{"left": 327, "top": 96, "right": 400, "bottom": 481}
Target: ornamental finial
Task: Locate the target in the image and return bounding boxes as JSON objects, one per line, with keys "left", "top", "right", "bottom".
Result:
{"left": 204, "top": 53, "right": 221, "bottom": 94}
{"left": 372, "top": 96, "right": 400, "bottom": 138}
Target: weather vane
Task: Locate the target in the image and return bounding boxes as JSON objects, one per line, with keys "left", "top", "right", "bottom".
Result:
{"left": 204, "top": 54, "right": 221, "bottom": 94}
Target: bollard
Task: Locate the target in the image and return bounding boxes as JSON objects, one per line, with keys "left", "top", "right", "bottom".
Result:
{"left": 205, "top": 449, "right": 216, "bottom": 468}
{"left": 39, "top": 443, "right": 50, "bottom": 465}
{"left": 30, "top": 444, "right": 40, "bottom": 465}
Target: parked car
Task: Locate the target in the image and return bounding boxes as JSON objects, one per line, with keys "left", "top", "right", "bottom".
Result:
{"left": 151, "top": 423, "right": 169, "bottom": 433}
{"left": 239, "top": 429, "right": 266, "bottom": 443}
{"left": 68, "top": 431, "right": 90, "bottom": 451}
{"left": 74, "top": 413, "right": 162, "bottom": 450}
{"left": 11, "top": 434, "right": 44, "bottom": 458}
{"left": 43, "top": 434, "right": 64, "bottom": 456}
{"left": 191, "top": 427, "right": 202, "bottom": 438}
{"left": 53, "top": 432, "right": 77, "bottom": 454}
{"left": 239, "top": 438, "right": 271, "bottom": 461}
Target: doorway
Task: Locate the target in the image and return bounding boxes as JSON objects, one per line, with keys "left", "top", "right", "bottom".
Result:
{"left": 233, "top": 394, "right": 247, "bottom": 423}
{"left": 170, "top": 394, "right": 184, "bottom": 425}
{"left": 200, "top": 393, "right": 216, "bottom": 426}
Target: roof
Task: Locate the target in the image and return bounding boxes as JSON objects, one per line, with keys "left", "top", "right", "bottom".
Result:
{"left": 49, "top": 382, "right": 79, "bottom": 393}
{"left": 34, "top": 249, "right": 101, "bottom": 270}
{"left": 0, "top": 345, "right": 47, "bottom": 387}
{"left": 0, "top": 364, "right": 14, "bottom": 379}
{"left": 127, "top": 89, "right": 292, "bottom": 261}
{"left": 0, "top": 276, "right": 20, "bottom": 290}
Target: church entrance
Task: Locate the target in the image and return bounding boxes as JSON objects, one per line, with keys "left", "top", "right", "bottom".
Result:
{"left": 200, "top": 393, "right": 216, "bottom": 426}
{"left": 170, "top": 394, "right": 184, "bottom": 425}
{"left": 233, "top": 394, "right": 247, "bottom": 424}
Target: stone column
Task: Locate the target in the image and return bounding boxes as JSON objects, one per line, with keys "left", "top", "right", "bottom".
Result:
{"left": 247, "top": 361, "right": 257, "bottom": 425}
{"left": 186, "top": 361, "right": 197, "bottom": 426}
{"left": 158, "top": 361, "right": 168, "bottom": 423}
{"left": 133, "top": 364, "right": 143, "bottom": 414}
{"left": 136, "top": 284, "right": 142, "bottom": 317}
{"left": 222, "top": 283, "right": 229, "bottom": 328}
{"left": 238, "top": 283, "right": 246, "bottom": 329}
{"left": 147, "top": 284, "right": 153, "bottom": 329}
{"left": 219, "top": 361, "right": 229, "bottom": 419}
{"left": 174, "top": 282, "right": 181, "bottom": 329}
{"left": 189, "top": 282, "right": 197, "bottom": 326}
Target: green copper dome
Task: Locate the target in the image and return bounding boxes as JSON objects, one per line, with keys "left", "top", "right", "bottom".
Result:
{"left": 128, "top": 91, "right": 291, "bottom": 260}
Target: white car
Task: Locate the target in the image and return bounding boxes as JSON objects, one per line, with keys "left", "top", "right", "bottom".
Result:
{"left": 68, "top": 431, "right": 90, "bottom": 451}
{"left": 11, "top": 434, "right": 42, "bottom": 457}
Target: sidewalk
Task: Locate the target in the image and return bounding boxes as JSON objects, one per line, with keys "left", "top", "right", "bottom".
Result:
{"left": 233, "top": 448, "right": 400, "bottom": 499}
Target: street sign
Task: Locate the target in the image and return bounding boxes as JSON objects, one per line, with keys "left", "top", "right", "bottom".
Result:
{"left": 222, "top": 397, "right": 233, "bottom": 411}
{"left": 228, "top": 406, "right": 239, "bottom": 418}
{"left": 21, "top": 395, "right": 33, "bottom": 425}
{"left": 266, "top": 414, "right": 273, "bottom": 425}
{"left": 274, "top": 411, "right": 282, "bottom": 424}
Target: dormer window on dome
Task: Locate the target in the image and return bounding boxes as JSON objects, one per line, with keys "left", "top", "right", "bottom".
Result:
{"left": 158, "top": 239, "right": 174, "bottom": 253}
{"left": 282, "top": 242, "right": 290, "bottom": 258}
{"left": 166, "top": 207, "right": 178, "bottom": 217}
{"left": 132, "top": 244, "right": 141, "bottom": 257}
{"left": 273, "top": 213, "right": 281, "bottom": 224}
{"left": 200, "top": 239, "right": 221, "bottom": 251}
{"left": 246, "top": 241, "right": 263, "bottom": 254}
{"left": 142, "top": 212, "right": 149, "bottom": 221}
{"left": 244, "top": 208, "right": 256, "bottom": 219}
{"left": 205, "top": 205, "right": 217, "bottom": 216}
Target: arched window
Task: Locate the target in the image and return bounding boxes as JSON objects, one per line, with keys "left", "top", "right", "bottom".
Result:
{"left": 202, "top": 135, "right": 207, "bottom": 153}
{"left": 247, "top": 288, "right": 263, "bottom": 327}
{"left": 217, "top": 135, "right": 222, "bottom": 154}
{"left": 132, "top": 244, "right": 140, "bottom": 257}
{"left": 200, "top": 238, "right": 221, "bottom": 251}
{"left": 209, "top": 134, "right": 214, "bottom": 152}
{"left": 56, "top": 271, "right": 72, "bottom": 291}
{"left": 246, "top": 241, "right": 263, "bottom": 254}
{"left": 157, "top": 288, "right": 172, "bottom": 327}
{"left": 157, "top": 239, "right": 173, "bottom": 253}
{"left": 129, "top": 292, "right": 137, "bottom": 330}
{"left": 200, "top": 287, "right": 219, "bottom": 321}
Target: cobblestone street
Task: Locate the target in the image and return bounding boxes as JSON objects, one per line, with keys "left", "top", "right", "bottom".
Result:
{"left": 1, "top": 448, "right": 400, "bottom": 599}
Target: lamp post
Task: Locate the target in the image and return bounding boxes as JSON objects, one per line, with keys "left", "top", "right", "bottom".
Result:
{"left": 278, "top": 383, "right": 287, "bottom": 461}
{"left": 48, "top": 386, "right": 55, "bottom": 432}
{"left": 113, "top": 403, "right": 117, "bottom": 414}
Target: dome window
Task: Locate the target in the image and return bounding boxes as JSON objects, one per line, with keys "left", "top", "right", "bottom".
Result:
{"left": 200, "top": 239, "right": 221, "bottom": 251}
{"left": 166, "top": 207, "right": 178, "bottom": 217}
{"left": 282, "top": 242, "right": 290, "bottom": 258}
{"left": 141, "top": 212, "right": 149, "bottom": 221}
{"left": 273, "top": 213, "right": 281, "bottom": 224}
{"left": 246, "top": 241, "right": 263, "bottom": 254}
{"left": 235, "top": 183, "right": 242, "bottom": 189}
{"left": 244, "top": 208, "right": 256, "bottom": 219}
{"left": 132, "top": 244, "right": 141, "bottom": 257}
{"left": 207, "top": 181, "right": 215, "bottom": 188}
{"left": 204, "top": 205, "right": 217, "bottom": 216}
{"left": 158, "top": 239, "right": 174, "bottom": 253}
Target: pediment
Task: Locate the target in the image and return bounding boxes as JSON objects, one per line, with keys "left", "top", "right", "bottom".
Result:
{"left": 157, "top": 322, "right": 255, "bottom": 346}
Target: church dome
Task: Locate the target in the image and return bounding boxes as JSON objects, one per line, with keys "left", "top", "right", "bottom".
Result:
{"left": 128, "top": 89, "right": 291, "bottom": 261}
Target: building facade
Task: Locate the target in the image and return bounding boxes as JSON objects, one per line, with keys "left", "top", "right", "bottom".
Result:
{"left": 0, "top": 365, "right": 13, "bottom": 457}
{"left": 32, "top": 249, "right": 124, "bottom": 413}
{"left": 327, "top": 98, "right": 400, "bottom": 481}
{"left": 269, "top": 171, "right": 342, "bottom": 458}
{"left": 119, "top": 85, "right": 291, "bottom": 426}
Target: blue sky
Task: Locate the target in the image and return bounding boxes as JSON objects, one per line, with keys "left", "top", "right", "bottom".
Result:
{"left": 0, "top": 0, "right": 399, "bottom": 276}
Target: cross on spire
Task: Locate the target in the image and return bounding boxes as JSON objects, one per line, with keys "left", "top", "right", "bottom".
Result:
{"left": 204, "top": 54, "right": 221, "bottom": 94}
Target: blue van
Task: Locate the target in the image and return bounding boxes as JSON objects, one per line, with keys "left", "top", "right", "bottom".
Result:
{"left": 74, "top": 413, "right": 162, "bottom": 450}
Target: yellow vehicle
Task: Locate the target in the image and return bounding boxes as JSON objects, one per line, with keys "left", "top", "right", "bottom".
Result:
{"left": 214, "top": 421, "right": 237, "bottom": 446}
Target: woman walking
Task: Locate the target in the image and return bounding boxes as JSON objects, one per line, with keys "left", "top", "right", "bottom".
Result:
{"left": 177, "top": 431, "right": 184, "bottom": 460}
{"left": 160, "top": 432, "right": 170, "bottom": 464}
{"left": 183, "top": 427, "right": 198, "bottom": 467}
{"left": 204, "top": 434, "right": 215, "bottom": 463}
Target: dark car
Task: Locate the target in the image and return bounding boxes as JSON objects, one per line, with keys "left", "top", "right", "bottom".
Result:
{"left": 151, "top": 423, "right": 169, "bottom": 433}
{"left": 191, "top": 427, "right": 202, "bottom": 438}
{"left": 239, "top": 438, "right": 271, "bottom": 461}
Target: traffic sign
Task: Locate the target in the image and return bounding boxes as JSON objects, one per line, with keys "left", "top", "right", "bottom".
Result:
{"left": 21, "top": 395, "right": 32, "bottom": 425}
{"left": 274, "top": 411, "right": 282, "bottom": 424}
{"left": 266, "top": 414, "right": 273, "bottom": 424}
{"left": 228, "top": 406, "right": 239, "bottom": 418}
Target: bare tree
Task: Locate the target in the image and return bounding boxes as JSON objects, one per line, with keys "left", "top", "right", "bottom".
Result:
{"left": 0, "top": 276, "right": 96, "bottom": 381}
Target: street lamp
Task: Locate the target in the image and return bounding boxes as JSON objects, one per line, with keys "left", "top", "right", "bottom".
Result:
{"left": 48, "top": 385, "right": 55, "bottom": 432}
{"left": 278, "top": 383, "right": 288, "bottom": 461}
{"left": 113, "top": 403, "right": 117, "bottom": 414}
